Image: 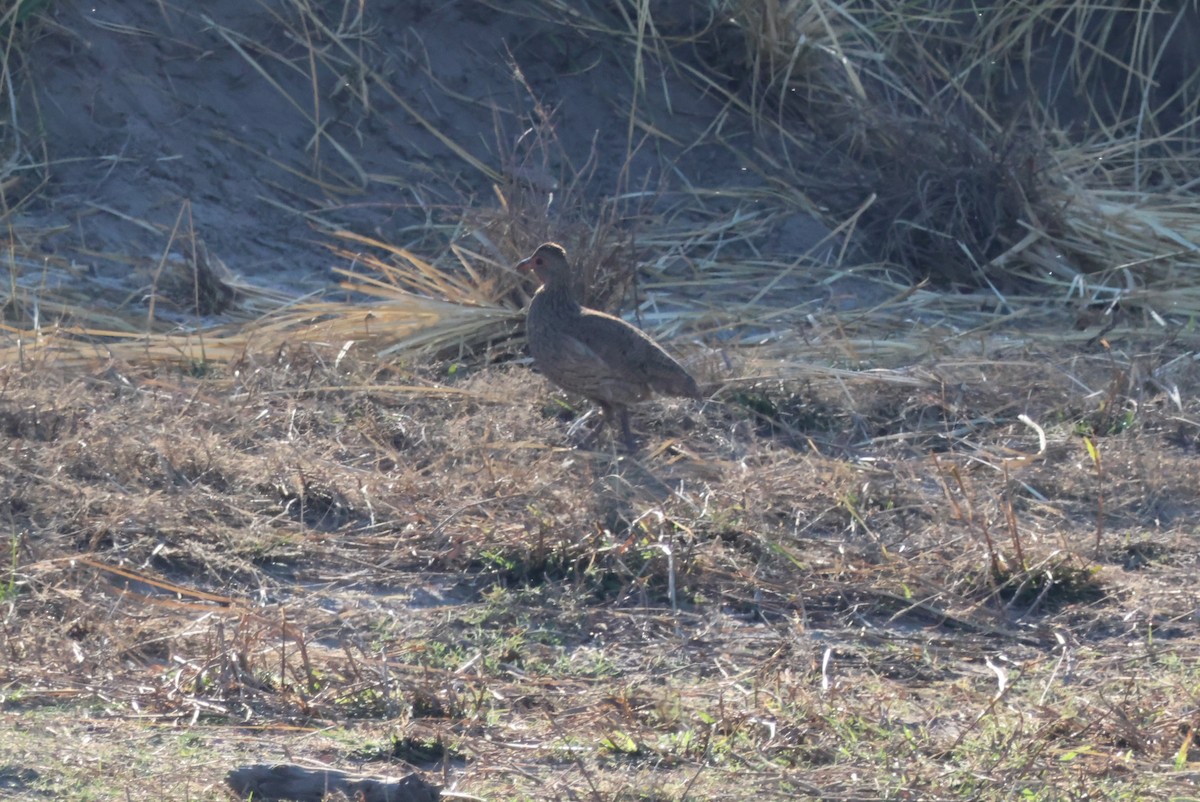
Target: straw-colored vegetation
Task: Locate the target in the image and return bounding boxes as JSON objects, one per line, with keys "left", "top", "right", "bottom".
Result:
{"left": 2, "top": 1, "right": 1200, "bottom": 800}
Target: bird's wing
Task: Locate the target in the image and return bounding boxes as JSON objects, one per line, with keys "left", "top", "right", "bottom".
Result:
{"left": 574, "top": 310, "right": 698, "bottom": 396}
{"left": 572, "top": 310, "right": 658, "bottom": 371}
{"left": 556, "top": 330, "right": 621, "bottom": 374}
{"left": 539, "top": 330, "right": 651, "bottom": 405}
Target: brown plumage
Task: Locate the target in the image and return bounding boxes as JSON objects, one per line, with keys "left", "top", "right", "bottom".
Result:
{"left": 517, "top": 242, "right": 702, "bottom": 450}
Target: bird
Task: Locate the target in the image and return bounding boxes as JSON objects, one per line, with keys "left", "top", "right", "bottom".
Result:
{"left": 517, "top": 242, "right": 702, "bottom": 451}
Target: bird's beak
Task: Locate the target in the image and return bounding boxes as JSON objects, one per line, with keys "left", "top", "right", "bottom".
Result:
{"left": 516, "top": 256, "right": 534, "bottom": 273}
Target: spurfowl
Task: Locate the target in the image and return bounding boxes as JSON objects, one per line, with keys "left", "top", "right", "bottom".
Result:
{"left": 517, "top": 242, "right": 702, "bottom": 450}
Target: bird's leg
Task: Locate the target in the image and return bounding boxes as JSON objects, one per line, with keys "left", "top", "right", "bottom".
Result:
{"left": 575, "top": 403, "right": 635, "bottom": 452}
{"left": 616, "top": 406, "right": 637, "bottom": 453}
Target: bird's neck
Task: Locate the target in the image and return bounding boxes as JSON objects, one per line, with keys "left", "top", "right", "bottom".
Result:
{"left": 535, "top": 280, "right": 582, "bottom": 314}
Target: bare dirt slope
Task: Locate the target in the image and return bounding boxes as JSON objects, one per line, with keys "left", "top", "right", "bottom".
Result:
{"left": 17, "top": 0, "right": 829, "bottom": 301}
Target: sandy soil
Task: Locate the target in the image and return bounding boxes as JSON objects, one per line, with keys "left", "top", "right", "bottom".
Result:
{"left": 16, "top": 0, "right": 831, "bottom": 302}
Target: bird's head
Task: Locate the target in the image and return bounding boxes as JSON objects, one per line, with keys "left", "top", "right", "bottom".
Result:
{"left": 516, "top": 242, "right": 571, "bottom": 286}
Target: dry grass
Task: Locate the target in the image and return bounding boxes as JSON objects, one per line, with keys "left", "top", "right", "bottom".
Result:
{"left": 2, "top": 334, "right": 1199, "bottom": 800}
{"left": 702, "top": 0, "right": 1200, "bottom": 307}
{"left": 3, "top": 1, "right": 1200, "bottom": 800}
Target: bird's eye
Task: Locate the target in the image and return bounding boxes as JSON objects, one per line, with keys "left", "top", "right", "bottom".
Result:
{"left": 535, "top": 257, "right": 543, "bottom": 265}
